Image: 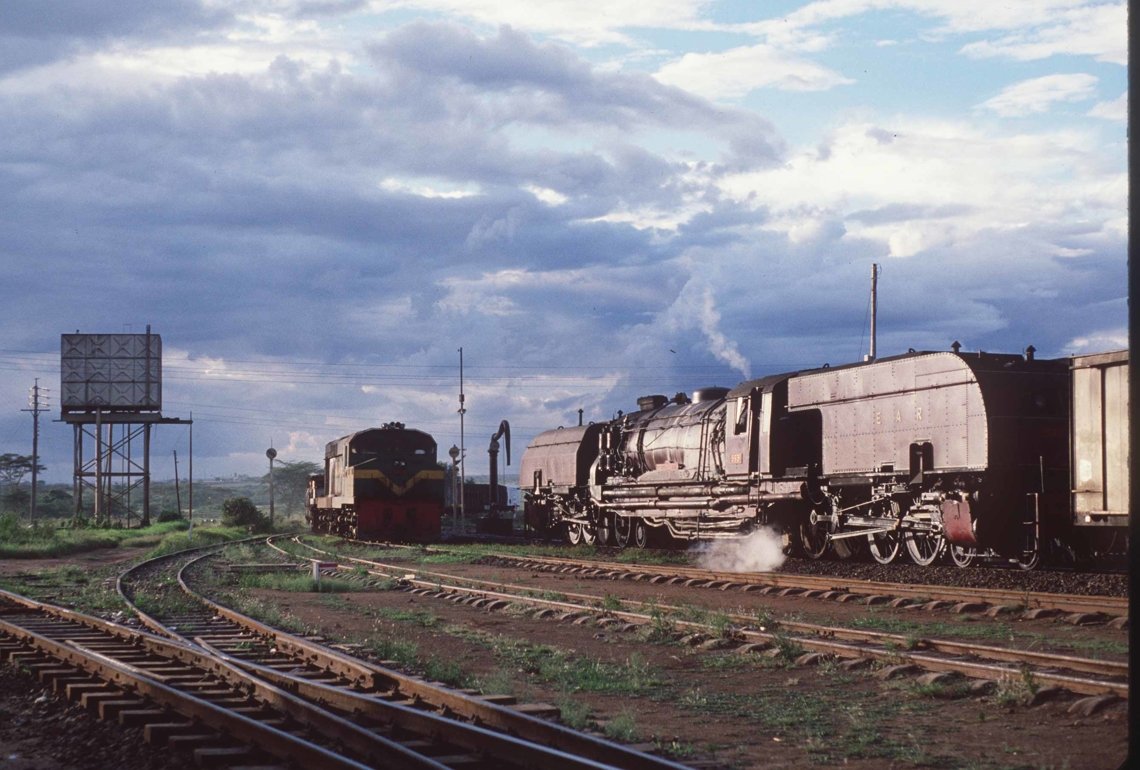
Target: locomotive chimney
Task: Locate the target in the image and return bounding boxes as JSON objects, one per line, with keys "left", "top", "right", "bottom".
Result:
{"left": 951, "top": 340, "right": 961, "bottom": 354}
{"left": 1025, "top": 345, "right": 1036, "bottom": 361}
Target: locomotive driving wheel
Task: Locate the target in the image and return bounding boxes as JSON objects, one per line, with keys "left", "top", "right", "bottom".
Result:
{"left": 614, "top": 515, "right": 633, "bottom": 547}
{"left": 802, "top": 490, "right": 839, "bottom": 563}
{"left": 799, "top": 495, "right": 840, "bottom": 559}
{"left": 905, "top": 531, "right": 944, "bottom": 566}
{"left": 566, "top": 522, "right": 583, "bottom": 545}
{"left": 579, "top": 520, "right": 598, "bottom": 545}
{"left": 595, "top": 514, "right": 615, "bottom": 546}
{"left": 867, "top": 500, "right": 902, "bottom": 564}
{"left": 867, "top": 531, "right": 901, "bottom": 564}
{"left": 799, "top": 519, "right": 831, "bottom": 559}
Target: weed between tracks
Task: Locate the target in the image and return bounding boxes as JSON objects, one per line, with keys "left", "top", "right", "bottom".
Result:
{"left": 849, "top": 609, "right": 1129, "bottom": 658}
{"left": 0, "top": 563, "right": 126, "bottom": 615}
{"left": 236, "top": 572, "right": 359, "bottom": 593}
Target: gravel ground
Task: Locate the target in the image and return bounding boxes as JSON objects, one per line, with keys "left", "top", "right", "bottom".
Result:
{"left": 0, "top": 666, "right": 195, "bottom": 770}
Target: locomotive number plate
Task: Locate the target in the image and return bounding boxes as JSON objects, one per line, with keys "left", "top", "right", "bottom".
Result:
{"left": 730, "top": 453, "right": 743, "bottom": 464}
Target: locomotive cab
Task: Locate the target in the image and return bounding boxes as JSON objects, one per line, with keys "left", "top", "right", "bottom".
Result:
{"left": 724, "top": 375, "right": 821, "bottom": 480}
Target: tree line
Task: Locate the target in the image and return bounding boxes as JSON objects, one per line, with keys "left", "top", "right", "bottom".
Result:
{"left": 0, "top": 451, "right": 320, "bottom": 526}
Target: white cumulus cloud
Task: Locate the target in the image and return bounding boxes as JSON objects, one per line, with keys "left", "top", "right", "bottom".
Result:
{"left": 655, "top": 44, "right": 854, "bottom": 99}
{"left": 977, "top": 73, "right": 1098, "bottom": 117}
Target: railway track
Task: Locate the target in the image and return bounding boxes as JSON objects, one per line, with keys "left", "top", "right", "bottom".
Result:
{"left": 291, "top": 538, "right": 1127, "bottom": 706}
{"left": 478, "top": 551, "right": 1129, "bottom": 623}
{"left": 0, "top": 586, "right": 424, "bottom": 770}
{"left": 114, "top": 541, "right": 696, "bottom": 770}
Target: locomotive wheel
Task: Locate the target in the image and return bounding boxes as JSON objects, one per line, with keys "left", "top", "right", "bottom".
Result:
{"left": 867, "top": 531, "right": 901, "bottom": 564}
{"left": 949, "top": 544, "right": 976, "bottom": 568}
{"left": 798, "top": 520, "right": 830, "bottom": 559}
{"left": 1016, "top": 552, "right": 1040, "bottom": 570}
{"left": 1015, "top": 529, "right": 1041, "bottom": 570}
{"left": 632, "top": 519, "right": 650, "bottom": 549}
{"left": 1016, "top": 544, "right": 1040, "bottom": 570}
{"left": 905, "top": 531, "right": 944, "bottom": 566}
{"left": 580, "top": 521, "right": 598, "bottom": 545}
{"left": 831, "top": 537, "right": 856, "bottom": 560}
{"left": 595, "top": 515, "right": 615, "bottom": 546}
{"left": 614, "top": 516, "right": 633, "bottom": 548}
{"left": 566, "top": 522, "right": 583, "bottom": 545}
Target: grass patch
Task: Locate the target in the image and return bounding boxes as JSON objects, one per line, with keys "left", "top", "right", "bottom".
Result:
{"left": 237, "top": 572, "right": 358, "bottom": 593}
{"left": 225, "top": 595, "right": 311, "bottom": 636}
{"left": 699, "top": 653, "right": 755, "bottom": 672}
{"left": 369, "top": 606, "right": 441, "bottom": 627}
{"left": 768, "top": 633, "right": 806, "bottom": 664}
{"left": 849, "top": 610, "right": 1129, "bottom": 658}
{"left": 603, "top": 710, "right": 639, "bottom": 742}
{"left": 451, "top": 628, "right": 663, "bottom": 696}
{"left": 0, "top": 515, "right": 194, "bottom": 559}
{"left": 599, "top": 593, "right": 623, "bottom": 612}
{"left": 0, "top": 563, "right": 128, "bottom": 615}
{"left": 556, "top": 697, "right": 592, "bottom": 730}
{"left": 994, "top": 664, "right": 1040, "bottom": 707}
{"left": 642, "top": 608, "right": 680, "bottom": 644}
{"left": 144, "top": 526, "right": 255, "bottom": 557}
{"left": 366, "top": 636, "right": 421, "bottom": 666}
{"left": 670, "top": 686, "right": 945, "bottom": 765}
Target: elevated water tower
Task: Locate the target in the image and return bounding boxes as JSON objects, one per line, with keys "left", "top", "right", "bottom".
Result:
{"left": 60, "top": 327, "right": 191, "bottom": 525}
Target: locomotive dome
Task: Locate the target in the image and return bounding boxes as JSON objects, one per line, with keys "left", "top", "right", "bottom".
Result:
{"left": 691, "top": 387, "right": 729, "bottom": 403}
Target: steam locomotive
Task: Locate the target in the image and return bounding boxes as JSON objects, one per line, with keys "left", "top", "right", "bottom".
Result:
{"left": 521, "top": 346, "right": 1128, "bottom": 568}
{"left": 306, "top": 422, "right": 445, "bottom": 541}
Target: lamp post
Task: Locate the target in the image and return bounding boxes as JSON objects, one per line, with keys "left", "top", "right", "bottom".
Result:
{"left": 266, "top": 447, "right": 277, "bottom": 526}
{"left": 448, "top": 444, "right": 460, "bottom": 518}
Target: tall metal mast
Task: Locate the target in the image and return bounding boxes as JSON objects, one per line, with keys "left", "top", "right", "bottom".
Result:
{"left": 22, "top": 378, "right": 48, "bottom": 521}
{"left": 458, "top": 347, "right": 466, "bottom": 520}
{"left": 868, "top": 263, "right": 879, "bottom": 362}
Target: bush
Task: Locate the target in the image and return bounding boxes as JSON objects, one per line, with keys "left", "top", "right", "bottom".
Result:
{"left": 156, "top": 508, "right": 184, "bottom": 523}
{"left": 221, "top": 497, "right": 269, "bottom": 532}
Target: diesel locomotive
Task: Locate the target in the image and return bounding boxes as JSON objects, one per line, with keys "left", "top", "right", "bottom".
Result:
{"left": 307, "top": 422, "right": 445, "bottom": 541}
{"left": 520, "top": 346, "right": 1118, "bottom": 568}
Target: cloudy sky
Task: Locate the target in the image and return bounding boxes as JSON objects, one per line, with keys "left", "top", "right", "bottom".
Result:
{"left": 0, "top": 0, "right": 1128, "bottom": 489}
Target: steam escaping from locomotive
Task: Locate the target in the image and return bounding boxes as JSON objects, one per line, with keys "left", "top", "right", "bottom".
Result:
{"left": 697, "top": 286, "right": 750, "bottom": 379}
{"left": 692, "top": 528, "right": 786, "bottom": 573}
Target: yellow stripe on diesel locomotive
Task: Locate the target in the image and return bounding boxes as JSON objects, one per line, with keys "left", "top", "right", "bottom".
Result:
{"left": 353, "top": 468, "right": 445, "bottom": 496}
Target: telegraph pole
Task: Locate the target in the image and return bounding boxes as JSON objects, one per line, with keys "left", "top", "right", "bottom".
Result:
{"left": 458, "top": 347, "right": 466, "bottom": 520}
{"left": 22, "top": 379, "right": 49, "bottom": 521}
{"left": 173, "top": 449, "right": 182, "bottom": 519}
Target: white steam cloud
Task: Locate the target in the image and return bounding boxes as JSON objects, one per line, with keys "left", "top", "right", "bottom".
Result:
{"left": 698, "top": 286, "right": 751, "bottom": 380}
{"left": 691, "top": 527, "right": 786, "bottom": 572}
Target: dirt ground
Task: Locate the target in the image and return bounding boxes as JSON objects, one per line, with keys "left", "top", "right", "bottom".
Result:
{"left": 0, "top": 548, "right": 1131, "bottom": 769}
{"left": 236, "top": 558, "right": 1129, "bottom": 770}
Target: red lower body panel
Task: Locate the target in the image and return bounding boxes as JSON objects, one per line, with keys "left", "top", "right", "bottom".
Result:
{"left": 355, "top": 498, "right": 442, "bottom": 542}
